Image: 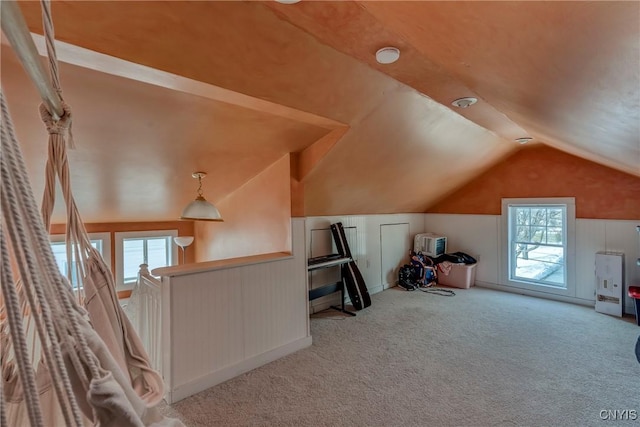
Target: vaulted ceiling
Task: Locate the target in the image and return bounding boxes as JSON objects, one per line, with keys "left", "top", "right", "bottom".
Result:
{"left": 2, "top": 1, "right": 638, "bottom": 222}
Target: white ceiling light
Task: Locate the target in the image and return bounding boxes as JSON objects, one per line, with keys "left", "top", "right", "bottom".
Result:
{"left": 180, "top": 172, "right": 223, "bottom": 222}
{"left": 375, "top": 47, "right": 400, "bottom": 64}
{"left": 275, "top": 0, "right": 301, "bottom": 4}
{"left": 515, "top": 137, "right": 533, "bottom": 144}
{"left": 451, "top": 97, "right": 478, "bottom": 108}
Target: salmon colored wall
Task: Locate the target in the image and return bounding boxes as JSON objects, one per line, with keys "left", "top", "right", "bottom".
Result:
{"left": 195, "top": 154, "right": 292, "bottom": 261}
{"left": 427, "top": 144, "right": 640, "bottom": 219}
{"left": 50, "top": 221, "right": 196, "bottom": 273}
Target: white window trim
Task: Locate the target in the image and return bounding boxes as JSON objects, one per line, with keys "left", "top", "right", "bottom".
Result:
{"left": 50, "top": 232, "right": 112, "bottom": 267}
{"left": 500, "top": 197, "right": 576, "bottom": 298}
{"left": 115, "top": 230, "right": 178, "bottom": 289}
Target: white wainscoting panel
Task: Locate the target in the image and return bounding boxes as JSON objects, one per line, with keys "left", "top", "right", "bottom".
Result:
{"left": 306, "top": 214, "right": 425, "bottom": 313}
{"left": 170, "top": 269, "right": 245, "bottom": 387}
{"left": 426, "top": 214, "right": 639, "bottom": 314}
{"left": 575, "top": 220, "right": 606, "bottom": 302}
{"left": 424, "top": 214, "right": 500, "bottom": 285}
{"left": 241, "top": 257, "right": 308, "bottom": 359}
{"left": 601, "top": 220, "right": 640, "bottom": 312}
{"left": 161, "top": 218, "right": 310, "bottom": 403}
{"left": 380, "top": 223, "right": 410, "bottom": 289}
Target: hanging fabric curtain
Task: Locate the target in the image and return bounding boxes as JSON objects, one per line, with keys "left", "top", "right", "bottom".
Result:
{"left": 0, "top": 1, "right": 182, "bottom": 425}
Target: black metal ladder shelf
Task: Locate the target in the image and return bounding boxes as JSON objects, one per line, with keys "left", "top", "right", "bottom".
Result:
{"left": 307, "top": 256, "right": 356, "bottom": 316}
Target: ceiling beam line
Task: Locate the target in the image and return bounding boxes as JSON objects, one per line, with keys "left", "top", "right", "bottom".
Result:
{"left": 0, "top": 31, "right": 346, "bottom": 130}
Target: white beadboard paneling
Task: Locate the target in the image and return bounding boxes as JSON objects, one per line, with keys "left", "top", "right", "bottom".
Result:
{"left": 162, "top": 218, "right": 310, "bottom": 403}
{"left": 424, "top": 214, "right": 500, "bottom": 284}
{"left": 305, "top": 214, "right": 425, "bottom": 311}
{"left": 603, "top": 220, "right": 640, "bottom": 312}
{"left": 242, "top": 257, "right": 307, "bottom": 358}
{"left": 427, "top": 214, "right": 638, "bottom": 315}
{"left": 575, "top": 220, "right": 606, "bottom": 301}
{"left": 305, "top": 214, "right": 636, "bottom": 320}
{"left": 380, "top": 223, "right": 410, "bottom": 289}
{"left": 309, "top": 227, "right": 334, "bottom": 257}
{"left": 160, "top": 275, "right": 173, "bottom": 391}
{"left": 170, "top": 270, "right": 244, "bottom": 385}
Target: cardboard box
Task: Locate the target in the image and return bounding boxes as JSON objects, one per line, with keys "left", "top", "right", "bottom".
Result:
{"left": 438, "top": 263, "right": 476, "bottom": 289}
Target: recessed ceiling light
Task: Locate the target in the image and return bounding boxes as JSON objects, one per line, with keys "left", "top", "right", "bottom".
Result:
{"left": 375, "top": 47, "right": 400, "bottom": 64}
{"left": 515, "top": 137, "right": 533, "bottom": 144}
{"left": 275, "top": 0, "right": 301, "bottom": 4}
{"left": 451, "top": 97, "right": 478, "bottom": 108}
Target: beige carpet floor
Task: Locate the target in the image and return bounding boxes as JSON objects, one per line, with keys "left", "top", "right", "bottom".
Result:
{"left": 160, "top": 287, "right": 640, "bottom": 426}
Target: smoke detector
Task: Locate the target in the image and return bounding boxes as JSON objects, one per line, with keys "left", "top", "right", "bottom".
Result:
{"left": 375, "top": 47, "right": 400, "bottom": 64}
{"left": 515, "top": 137, "right": 533, "bottom": 144}
{"left": 451, "top": 97, "right": 478, "bottom": 108}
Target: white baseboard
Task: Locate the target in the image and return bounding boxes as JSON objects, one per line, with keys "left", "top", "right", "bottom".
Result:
{"left": 166, "top": 336, "right": 312, "bottom": 404}
{"left": 476, "top": 280, "right": 594, "bottom": 306}
{"left": 309, "top": 283, "right": 384, "bottom": 314}
{"left": 369, "top": 284, "right": 384, "bottom": 295}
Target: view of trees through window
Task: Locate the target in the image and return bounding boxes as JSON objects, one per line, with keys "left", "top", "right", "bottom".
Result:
{"left": 510, "top": 205, "right": 566, "bottom": 287}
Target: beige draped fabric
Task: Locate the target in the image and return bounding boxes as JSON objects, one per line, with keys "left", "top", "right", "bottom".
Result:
{"left": 1, "top": 1, "right": 182, "bottom": 425}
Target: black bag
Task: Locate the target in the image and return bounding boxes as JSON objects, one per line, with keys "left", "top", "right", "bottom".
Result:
{"left": 398, "top": 264, "right": 417, "bottom": 291}
{"left": 432, "top": 251, "right": 477, "bottom": 265}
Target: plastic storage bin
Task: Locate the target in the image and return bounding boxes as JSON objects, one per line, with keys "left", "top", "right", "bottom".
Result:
{"left": 438, "top": 263, "right": 477, "bottom": 289}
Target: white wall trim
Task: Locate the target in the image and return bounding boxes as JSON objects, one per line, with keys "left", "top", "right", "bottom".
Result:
{"left": 476, "top": 280, "right": 596, "bottom": 308}
{"left": 500, "top": 198, "right": 576, "bottom": 297}
{"left": 166, "top": 336, "right": 312, "bottom": 404}
{"left": 477, "top": 280, "right": 636, "bottom": 315}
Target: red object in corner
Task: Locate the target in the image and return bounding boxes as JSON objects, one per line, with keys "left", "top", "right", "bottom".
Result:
{"left": 629, "top": 286, "right": 640, "bottom": 327}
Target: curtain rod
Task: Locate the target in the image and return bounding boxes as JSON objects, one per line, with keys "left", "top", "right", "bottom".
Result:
{"left": 1, "top": 0, "right": 63, "bottom": 119}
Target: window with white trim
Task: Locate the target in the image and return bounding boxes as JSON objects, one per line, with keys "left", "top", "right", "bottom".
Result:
{"left": 115, "top": 230, "right": 177, "bottom": 287}
{"left": 502, "top": 198, "right": 575, "bottom": 296}
{"left": 50, "top": 232, "right": 111, "bottom": 288}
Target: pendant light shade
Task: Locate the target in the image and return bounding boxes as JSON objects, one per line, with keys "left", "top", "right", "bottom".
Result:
{"left": 180, "top": 172, "right": 223, "bottom": 221}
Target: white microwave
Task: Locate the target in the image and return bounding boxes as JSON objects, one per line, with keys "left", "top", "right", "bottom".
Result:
{"left": 414, "top": 233, "right": 447, "bottom": 257}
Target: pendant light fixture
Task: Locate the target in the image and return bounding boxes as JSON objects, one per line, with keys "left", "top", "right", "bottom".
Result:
{"left": 180, "top": 172, "right": 223, "bottom": 221}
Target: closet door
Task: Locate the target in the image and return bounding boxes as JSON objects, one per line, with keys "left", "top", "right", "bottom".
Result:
{"left": 380, "top": 223, "right": 410, "bottom": 289}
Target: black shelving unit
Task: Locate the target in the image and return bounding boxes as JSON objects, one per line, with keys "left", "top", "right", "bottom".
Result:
{"left": 308, "top": 256, "right": 356, "bottom": 316}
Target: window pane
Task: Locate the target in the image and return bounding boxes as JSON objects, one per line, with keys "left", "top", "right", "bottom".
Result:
{"left": 147, "top": 238, "right": 169, "bottom": 271}
{"left": 515, "top": 208, "right": 530, "bottom": 225}
{"left": 530, "top": 227, "right": 547, "bottom": 244}
{"left": 513, "top": 243, "right": 564, "bottom": 286}
{"left": 123, "top": 239, "right": 145, "bottom": 282}
{"left": 51, "top": 242, "right": 70, "bottom": 280}
{"left": 515, "top": 226, "right": 530, "bottom": 242}
{"left": 548, "top": 209, "right": 563, "bottom": 226}
{"left": 51, "top": 240, "right": 104, "bottom": 288}
{"left": 530, "top": 208, "right": 547, "bottom": 225}
{"left": 547, "top": 227, "right": 563, "bottom": 244}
